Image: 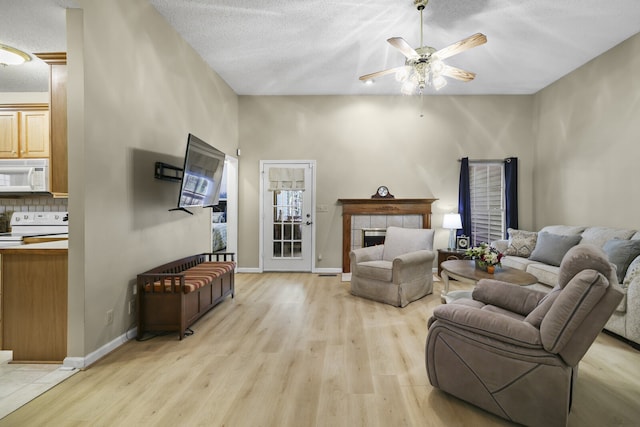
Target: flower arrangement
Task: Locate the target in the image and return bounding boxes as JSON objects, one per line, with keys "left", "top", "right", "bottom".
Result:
{"left": 465, "top": 243, "right": 503, "bottom": 269}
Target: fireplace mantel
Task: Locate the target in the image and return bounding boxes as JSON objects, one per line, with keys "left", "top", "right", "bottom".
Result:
{"left": 337, "top": 198, "right": 437, "bottom": 273}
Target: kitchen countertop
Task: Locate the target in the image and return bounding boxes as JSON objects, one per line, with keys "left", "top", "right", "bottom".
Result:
{"left": 0, "top": 239, "right": 68, "bottom": 254}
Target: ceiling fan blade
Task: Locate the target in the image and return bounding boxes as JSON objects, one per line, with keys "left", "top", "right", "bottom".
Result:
{"left": 387, "top": 37, "right": 419, "bottom": 59}
{"left": 434, "top": 33, "right": 487, "bottom": 60}
{"left": 359, "top": 66, "right": 407, "bottom": 81}
{"left": 441, "top": 65, "right": 476, "bottom": 82}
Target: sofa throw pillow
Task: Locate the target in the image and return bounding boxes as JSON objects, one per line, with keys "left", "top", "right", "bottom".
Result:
{"left": 504, "top": 228, "right": 538, "bottom": 258}
{"left": 529, "top": 231, "right": 582, "bottom": 267}
{"left": 603, "top": 239, "right": 640, "bottom": 283}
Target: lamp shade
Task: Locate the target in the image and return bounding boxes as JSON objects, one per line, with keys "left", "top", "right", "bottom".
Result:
{"left": 442, "top": 213, "right": 462, "bottom": 230}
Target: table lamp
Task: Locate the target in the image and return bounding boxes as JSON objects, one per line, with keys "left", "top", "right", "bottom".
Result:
{"left": 443, "top": 213, "right": 462, "bottom": 250}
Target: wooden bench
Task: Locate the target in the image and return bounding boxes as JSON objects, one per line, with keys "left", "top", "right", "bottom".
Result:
{"left": 136, "top": 252, "right": 235, "bottom": 340}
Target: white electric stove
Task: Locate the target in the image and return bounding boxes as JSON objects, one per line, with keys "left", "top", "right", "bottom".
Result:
{"left": 0, "top": 212, "right": 68, "bottom": 247}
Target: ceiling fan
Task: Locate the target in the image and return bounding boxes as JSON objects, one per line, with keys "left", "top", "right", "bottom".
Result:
{"left": 359, "top": 0, "right": 487, "bottom": 94}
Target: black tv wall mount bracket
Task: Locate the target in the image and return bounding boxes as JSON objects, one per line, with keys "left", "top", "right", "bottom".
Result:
{"left": 154, "top": 162, "right": 183, "bottom": 182}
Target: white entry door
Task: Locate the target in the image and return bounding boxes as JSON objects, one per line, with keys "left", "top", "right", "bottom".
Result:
{"left": 261, "top": 161, "right": 315, "bottom": 271}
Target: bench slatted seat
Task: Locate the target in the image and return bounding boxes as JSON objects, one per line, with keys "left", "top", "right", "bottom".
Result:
{"left": 137, "top": 252, "right": 235, "bottom": 340}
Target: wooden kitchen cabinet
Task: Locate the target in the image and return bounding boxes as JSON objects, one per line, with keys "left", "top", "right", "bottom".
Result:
{"left": 37, "top": 52, "right": 68, "bottom": 195}
{"left": 0, "top": 108, "right": 50, "bottom": 159}
{"left": 1, "top": 245, "right": 68, "bottom": 363}
{"left": 0, "top": 111, "right": 19, "bottom": 158}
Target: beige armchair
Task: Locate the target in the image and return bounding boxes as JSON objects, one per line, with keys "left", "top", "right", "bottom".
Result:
{"left": 425, "top": 244, "right": 623, "bottom": 427}
{"left": 349, "top": 226, "right": 435, "bottom": 307}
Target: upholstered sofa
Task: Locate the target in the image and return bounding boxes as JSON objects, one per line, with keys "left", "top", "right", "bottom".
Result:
{"left": 492, "top": 225, "right": 640, "bottom": 347}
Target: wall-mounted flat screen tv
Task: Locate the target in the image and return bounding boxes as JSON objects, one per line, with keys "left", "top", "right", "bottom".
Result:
{"left": 174, "top": 133, "right": 226, "bottom": 213}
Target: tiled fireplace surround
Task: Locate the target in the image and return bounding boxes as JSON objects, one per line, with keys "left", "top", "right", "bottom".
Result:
{"left": 351, "top": 214, "right": 422, "bottom": 250}
{"left": 338, "top": 198, "right": 436, "bottom": 273}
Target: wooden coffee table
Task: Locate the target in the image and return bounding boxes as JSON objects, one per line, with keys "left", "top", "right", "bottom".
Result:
{"left": 440, "top": 260, "right": 538, "bottom": 304}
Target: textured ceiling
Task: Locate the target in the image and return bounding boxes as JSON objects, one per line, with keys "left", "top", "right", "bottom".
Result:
{"left": 2, "top": 0, "right": 640, "bottom": 96}
{"left": 0, "top": 0, "right": 76, "bottom": 93}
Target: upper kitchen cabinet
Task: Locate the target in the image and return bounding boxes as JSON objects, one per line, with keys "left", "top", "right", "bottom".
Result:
{"left": 0, "top": 107, "right": 50, "bottom": 158}
{"left": 0, "top": 111, "right": 18, "bottom": 157}
{"left": 36, "top": 52, "right": 68, "bottom": 196}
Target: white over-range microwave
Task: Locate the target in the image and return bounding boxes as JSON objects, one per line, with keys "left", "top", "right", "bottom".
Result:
{"left": 0, "top": 159, "right": 50, "bottom": 192}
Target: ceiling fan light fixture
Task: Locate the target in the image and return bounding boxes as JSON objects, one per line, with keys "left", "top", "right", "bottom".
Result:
{"left": 363, "top": 78, "right": 374, "bottom": 86}
{"left": 358, "top": 0, "right": 486, "bottom": 95}
{"left": 395, "top": 67, "right": 410, "bottom": 82}
{"left": 0, "top": 43, "right": 31, "bottom": 66}
{"left": 432, "top": 75, "right": 447, "bottom": 90}
{"left": 430, "top": 58, "right": 444, "bottom": 75}
{"left": 401, "top": 80, "right": 417, "bottom": 95}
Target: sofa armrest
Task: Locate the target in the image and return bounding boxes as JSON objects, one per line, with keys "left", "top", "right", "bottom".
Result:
{"left": 392, "top": 250, "right": 435, "bottom": 283}
{"left": 350, "top": 244, "right": 384, "bottom": 264}
{"left": 393, "top": 249, "right": 435, "bottom": 266}
{"left": 431, "top": 303, "right": 542, "bottom": 348}
{"left": 622, "top": 276, "right": 640, "bottom": 335}
{"left": 472, "top": 279, "right": 548, "bottom": 316}
{"left": 623, "top": 254, "right": 640, "bottom": 286}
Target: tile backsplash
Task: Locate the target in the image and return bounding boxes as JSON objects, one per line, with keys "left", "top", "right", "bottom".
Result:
{"left": 0, "top": 198, "right": 68, "bottom": 214}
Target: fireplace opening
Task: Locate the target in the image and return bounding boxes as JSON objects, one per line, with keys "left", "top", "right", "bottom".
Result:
{"left": 362, "top": 228, "right": 386, "bottom": 247}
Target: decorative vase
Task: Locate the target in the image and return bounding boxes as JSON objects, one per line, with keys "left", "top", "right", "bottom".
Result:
{"left": 486, "top": 265, "right": 495, "bottom": 274}
{"left": 475, "top": 260, "right": 488, "bottom": 271}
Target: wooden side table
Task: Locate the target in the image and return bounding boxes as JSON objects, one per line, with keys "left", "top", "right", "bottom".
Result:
{"left": 437, "top": 249, "right": 468, "bottom": 276}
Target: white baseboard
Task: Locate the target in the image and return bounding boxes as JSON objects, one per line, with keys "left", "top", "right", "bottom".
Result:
{"left": 237, "top": 267, "right": 343, "bottom": 274}
{"left": 313, "top": 267, "right": 342, "bottom": 274}
{"left": 341, "top": 272, "right": 351, "bottom": 282}
{"left": 63, "top": 327, "right": 137, "bottom": 369}
{"left": 237, "top": 267, "right": 261, "bottom": 273}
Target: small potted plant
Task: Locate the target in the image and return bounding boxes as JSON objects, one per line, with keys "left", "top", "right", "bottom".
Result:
{"left": 465, "top": 242, "right": 503, "bottom": 273}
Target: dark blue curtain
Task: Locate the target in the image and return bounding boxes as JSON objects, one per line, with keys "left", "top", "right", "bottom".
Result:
{"left": 504, "top": 157, "right": 518, "bottom": 236}
{"left": 458, "top": 157, "right": 471, "bottom": 237}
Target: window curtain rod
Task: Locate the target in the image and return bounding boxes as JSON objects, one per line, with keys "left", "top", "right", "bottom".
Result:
{"left": 457, "top": 158, "right": 515, "bottom": 163}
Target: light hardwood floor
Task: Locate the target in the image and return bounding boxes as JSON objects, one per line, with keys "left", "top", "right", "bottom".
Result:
{"left": 2, "top": 273, "right": 639, "bottom": 426}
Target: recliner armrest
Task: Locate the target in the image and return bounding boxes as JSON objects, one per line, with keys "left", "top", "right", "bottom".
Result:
{"left": 472, "top": 279, "right": 547, "bottom": 316}
{"left": 431, "top": 303, "right": 543, "bottom": 348}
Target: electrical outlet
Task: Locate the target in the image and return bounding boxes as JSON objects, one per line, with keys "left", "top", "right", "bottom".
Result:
{"left": 106, "top": 309, "right": 114, "bottom": 325}
{"left": 128, "top": 300, "right": 135, "bottom": 315}
{"left": 132, "top": 284, "right": 137, "bottom": 295}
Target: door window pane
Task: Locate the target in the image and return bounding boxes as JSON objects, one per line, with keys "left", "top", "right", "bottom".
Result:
{"left": 271, "top": 190, "right": 303, "bottom": 259}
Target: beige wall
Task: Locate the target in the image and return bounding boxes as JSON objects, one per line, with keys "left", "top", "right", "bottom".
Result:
{"left": 238, "top": 95, "right": 536, "bottom": 269}
{"left": 65, "top": 0, "right": 639, "bottom": 359}
{"left": 68, "top": 0, "right": 238, "bottom": 358}
{"left": 533, "top": 32, "right": 640, "bottom": 229}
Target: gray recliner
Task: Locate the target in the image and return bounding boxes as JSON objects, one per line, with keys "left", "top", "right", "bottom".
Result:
{"left": 350, "top": 226, "right": 435, "bottom": 307}
{"left": 425, "top": 244, "right": 623, "bottom": 427}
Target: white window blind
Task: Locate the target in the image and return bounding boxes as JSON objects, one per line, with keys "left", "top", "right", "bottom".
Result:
{"left": 469, "top": 162, "right": 505, "bottom": 246}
